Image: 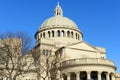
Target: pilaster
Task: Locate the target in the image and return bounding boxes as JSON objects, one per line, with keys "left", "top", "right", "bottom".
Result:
{"left": 98, "top": 71, "right": 102, "bottom": 80}
{"left": 76, "top": 72, "right": 80, "bottom": 80}
{"left": 67, "top": 73, "right": 70, "bottom": 80}
{"left": 87, "top": 71, "right": 91, "bottom": 80}
{"left": 106, "top": 72, "right": 110, "bottom": 80}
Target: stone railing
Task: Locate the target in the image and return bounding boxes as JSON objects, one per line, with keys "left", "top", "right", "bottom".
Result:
{"left": 60, "top": 58, "right": 115, "bottom": 67}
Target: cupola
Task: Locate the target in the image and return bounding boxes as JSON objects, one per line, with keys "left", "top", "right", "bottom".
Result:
{"left": 35, "top": 3, "right": 83, "bottom": 45}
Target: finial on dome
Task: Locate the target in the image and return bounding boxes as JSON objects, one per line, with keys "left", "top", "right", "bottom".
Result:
{"left": 54, "top": 2, "right": 63, "bottom": 16}
{"left": 57, "top": 2, "right": 59, "bottom": 6}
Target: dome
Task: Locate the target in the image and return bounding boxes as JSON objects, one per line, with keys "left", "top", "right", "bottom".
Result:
{"left": 35, "top": 3, "right": 83, "bottom": 45}
{"left": 39, "top": 3, "right": 80, "bottom": 31}
{"left": 40, "top": 16, "right": 79, "bottom": 30}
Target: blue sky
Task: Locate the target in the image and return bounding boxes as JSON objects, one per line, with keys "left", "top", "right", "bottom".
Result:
{"left": 0, "top": 0, "right": 120, "bottom": 72}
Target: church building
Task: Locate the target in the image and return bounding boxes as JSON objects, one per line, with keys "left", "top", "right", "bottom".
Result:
{"left": 0, "top": 3, "right": 120, "bottom": 80}
{"left": 33, "top": 3, "right": 120, "bottom": 80}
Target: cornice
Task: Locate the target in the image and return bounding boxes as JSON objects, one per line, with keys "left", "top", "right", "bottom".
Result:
{"left": 35, "top": 27, "right": 83, "bottom": 38}
{"left": 66, "top": 47, "right": 98, "bottom": 53}
{"left": 40, "top": 43, "right": 55, "bottom": 47}
{"left": 60, "top": 63, "right": 116, "bottom": 70}
{"left": 60, "top": 58, "right": 116, "bottom": 70}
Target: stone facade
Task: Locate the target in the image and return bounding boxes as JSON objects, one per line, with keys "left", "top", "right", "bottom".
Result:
{"left": 0, "top": 3, "right": 120, "bottom": 80}
{"left": 33, "top": 3, "right": 120, "bottom": 80}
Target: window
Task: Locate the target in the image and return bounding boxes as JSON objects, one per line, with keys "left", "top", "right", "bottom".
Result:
{"left": 58, "top": 30, "right": 60, "bottom": 37}
{"left": 76, "top": 33, "right": 77, "bottom": 39}
{"left": 67, "top": 31, "right": 70, "bottom": 37}
{"left": 43, "top": 32, "right": 45, "bottom": 38}
{"left": 52, "top": 31, "right": 54, "bottom": 37}
{"left": 71, "top": 32, "right": 73, "bottom": 38}
{"left": 40, "top": 33, "right": 42, "bottom": 38}
{"left": 48, "top": 31, "right": 51, "bottom": 38}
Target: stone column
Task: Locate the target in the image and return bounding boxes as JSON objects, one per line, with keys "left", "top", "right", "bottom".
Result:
{"left": 64, "top": 30, "right": 66, "bottom": 37}
{"left": 106, "top": 73, "right": 110, "bottom": 80}
{"left": 87, "top": 71, "right": 91, "bottom": 80}
{"left": 76, "top": 72, "right": 80, "bottom": 80}
{"left": 67, "top": 73, "right": 70, "bottom": 80}
{"left": 98, "top": 71, "right": 102, "bottom": 80}
{"left": 55, "top": 30, "right": 57, "bottom": 37}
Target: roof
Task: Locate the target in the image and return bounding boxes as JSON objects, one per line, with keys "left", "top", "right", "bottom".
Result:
{"left": 38, "top": 3, "right": 80, "bottom": 32}
{"left": 39, "top": 16, "right": 79, "bottom": 30}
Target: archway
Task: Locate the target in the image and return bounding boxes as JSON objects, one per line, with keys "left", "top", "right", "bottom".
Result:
{"left": 52, "top": 31, "right": 54, "bottom": 37}
{"left": 71, "top": 32, "right": 73, "bottom": 38}
{"left": 80, "top": 71, "right": 87, "bottom": 80}
{"left": 58, "top": 30, "right": 60, "bottom": 37}
{"left": 48, "top": 31, "right": 51, "bottom": 38}
{"left": 110, "top": 73, "right": 114, "bottom": 80}
{"left": 43, "top": 32, "right": 45, "bottom": 38}
{"left": 67, "top": 31, "right": 70, "bottom": 37}
{"left": 91, "top": 71, "right": 98, "bottom": 80}
{"left": 101, "top": 72, "right": 106, "bottom": 80}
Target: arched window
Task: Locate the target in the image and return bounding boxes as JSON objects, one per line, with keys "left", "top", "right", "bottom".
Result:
{"left": 61, "top": 30, "right": 64, "bottom": 37}
{"left": 110, "top": 73, "right": 113, "bottom": 80}
{"left": 58, "top": 30, "right": 60, "bottom": 37}
{"left": 101, "top": 72, "right": 106, "bottom": 80}
{"left": 91, "top": 71, "right": 98, "bottom": 80}
{"left": 43, "top": 32, "right": 45, "bottom": 38}
{"left": 52, "top": 31, "right": 54, "bottom": 37}
{"left": 80, "top": 71, "right": 87, "bottom": 80}
{"left": 71, "top": 32, "right": 73, "bottom": 38}
{"left": 40, "top": 33, "right": 42, "bottom": 38}
{"left": 76, "top": 33, "right": 77, "bottom": 39}
{"left": 48, "top": 31, "right": 51, "bottom": 38}
{"left": 67, "top": 31, "right": 70, "bottom": 37}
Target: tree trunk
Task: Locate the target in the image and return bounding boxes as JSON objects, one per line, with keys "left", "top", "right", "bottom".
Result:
{"left": 9, "top": 75, "right": 13, "bottom": 80}
{"left": 13, "top": 76, "right": 16, "bottom": 80}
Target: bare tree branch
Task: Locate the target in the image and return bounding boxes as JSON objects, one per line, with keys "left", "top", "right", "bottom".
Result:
{"left": 0, "top": 31, "right": 32, "bottom": 54}
{"left": 31, "top": 47, "right": 64, "bottom": 80}
{"left": 0, "top": 37, "right": 33, "bottom": 80}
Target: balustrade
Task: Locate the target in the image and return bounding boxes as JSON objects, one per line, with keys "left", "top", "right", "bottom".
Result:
{"left": 61, "top": 58, "right": 114, "bottom": 67}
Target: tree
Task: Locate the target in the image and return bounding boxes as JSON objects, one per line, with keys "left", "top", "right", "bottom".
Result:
{"left": 0, "top": 31, "right": 32, "bottom": 54}
{"left": 0, "top": 31, "right": 64, "bottom": 80}
{"left": 0, "top": 33, "right": 33, "bottom": 80}
{"left": 0, "top": 38, "right": 20, "bottom": 80}
{"left": 31, "top": 46, "right": 65, "bottom": 80}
